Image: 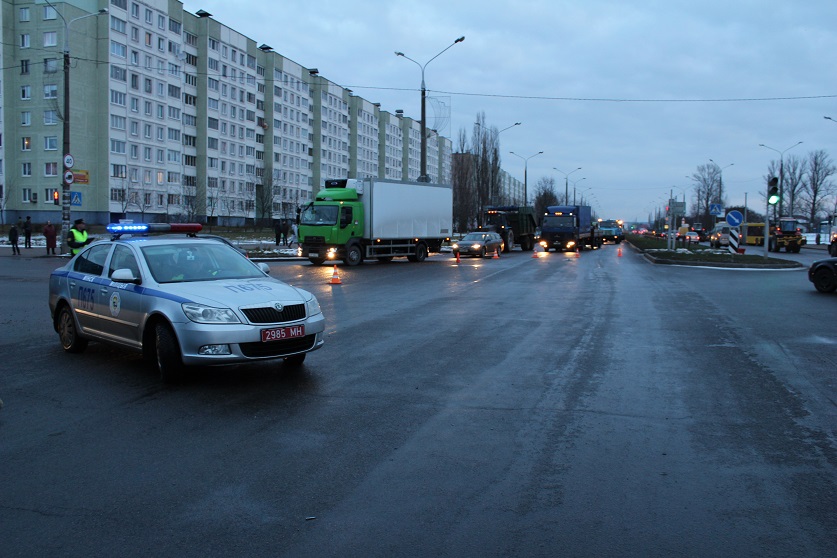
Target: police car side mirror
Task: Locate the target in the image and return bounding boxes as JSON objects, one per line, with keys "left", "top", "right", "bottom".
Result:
{"left": 111, "top": 268, "right": 141, "bottom": 284}
{"left": 257, "top": 262, "right": 271, "bottom": 275}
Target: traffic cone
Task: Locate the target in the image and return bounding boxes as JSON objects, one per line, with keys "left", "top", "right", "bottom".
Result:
{"left": 617, "top": 247, "right": 623, "bottom": 257}
{"left": 493, "top": 248, "right": 500, "bottom": 259}
{"left": 455, "top": 251, "right": 460, "bottom": 264}
{"left": 532, "top": 248, "right": 540, "bottom": 258}
{"left": 329, "top": 265, "right": 342, "bottom": 285}
{"left": 575, "top": 247, "right": 580, "bottom": 258}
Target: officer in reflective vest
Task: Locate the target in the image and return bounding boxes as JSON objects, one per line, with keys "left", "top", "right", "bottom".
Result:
{"left": 67, "top": 218, "right": 91, "bottom": 255}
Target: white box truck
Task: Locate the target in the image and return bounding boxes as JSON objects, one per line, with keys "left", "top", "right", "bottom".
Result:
{"left": 298, "top": 178, "right": 453, "bottom": 266}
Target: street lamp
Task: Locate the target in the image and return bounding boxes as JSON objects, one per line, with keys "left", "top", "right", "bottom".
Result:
{"left": 554, "top": 167, "right": 582, "bottom": 204}
{"left": 510, "top": 151, "right": 543, "bottom": 205}
{"left": 395, "top": 36, "right": 465, "bottom": 182}
{"left": 758, "top": 142, "right": 802, "bottom": 217}
{"left": 825, "top": 116, "right": 836, "bottom": 123}
{"left": 475, "top": 122, "right": 521, "bottom": 204}
{"left": 45, "top": 0, "right": 107, "bottom": 252}
{"left": 708, "top": 160, "right": 733, "bottom": 211}
{"left": 572, "top": 178, "right": 587, "bottom": 204}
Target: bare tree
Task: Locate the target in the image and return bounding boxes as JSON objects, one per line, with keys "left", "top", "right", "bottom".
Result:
{"left": 451, "top": 131, "right": 476, "bottom": 233}
{"left": 800, "top": 149, "right": 836, "bottom": 226}
{"left": 255, "top": 174, "right": 276, "bottom": 230}
{"left": 689, "top": 162, "right": 721, "bottom": 225}
{"left": 781, "top": 155, "right": 806, "bottom": 217}
{"left": 533, "top": 177, "right": 558, "bottom": 219}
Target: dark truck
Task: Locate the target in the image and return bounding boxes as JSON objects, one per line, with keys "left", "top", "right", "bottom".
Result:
{"left": 539, "top": 205, "right": 601, "bottom": 252}
{"left": 478, "top": 206, "right": 538, "bottom": 252}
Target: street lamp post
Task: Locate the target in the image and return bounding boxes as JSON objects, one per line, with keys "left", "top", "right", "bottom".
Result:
{"left": 708, "top": 160, "right": 733, "bottom": 214}
{"left": 475, "top": 122, "right": 521, "bottom": 205}
{"left": 510, "top": 151, "right": 543, "bottom": 205}
{"left": 46, "top": 0, "right": 107, "bottom": 252}
{"left": 758, "top": 142, "right": 802, "bottom": 218}
{"left": 554, "top": 167, "right": 582, "bottom": 204}
{"left": 572, "top": 178, "right": 587, "bottom": 204}
{"left": 395, "top": 36, "right": 465, "bottom": 182}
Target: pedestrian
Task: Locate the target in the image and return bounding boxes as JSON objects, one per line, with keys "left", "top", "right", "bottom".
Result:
{"left": 23, "top": 216, "right": 32, "bottom": 249}
{"left": 280, "top": 220, "right": 290, "bottom": 246}
{"left": 67, "top": 218, "right": 92, "bottom": 255}
{"left": 274, "top": 221, "right": 282, "bottom": 246}
{"left": 289, "top": 222, "right": 298, "bottom": 248}
{"left": 9, "top": 223, "right": 21, "bottom": 255}
{"left": 43, "top": 220, "right": 57, "bottom": 255}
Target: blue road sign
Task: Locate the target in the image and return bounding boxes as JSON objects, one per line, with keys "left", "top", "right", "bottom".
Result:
{"left": 726, "top": 210, "right": 744, "bottom": 227}
{"left": 70, "top": 192, "right": 82, "bottom": 206}
{"left": 710, "top": 203, "right": 723, "bottom": 216}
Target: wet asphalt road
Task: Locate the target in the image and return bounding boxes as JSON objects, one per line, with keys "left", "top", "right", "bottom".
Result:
{"left": 1, "top": 244, "right": 835, "bottom": 557}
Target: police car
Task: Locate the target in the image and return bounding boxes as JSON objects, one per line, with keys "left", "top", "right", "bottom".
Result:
{"left": 48, "top": 223, "right": 325, "bottom": 382}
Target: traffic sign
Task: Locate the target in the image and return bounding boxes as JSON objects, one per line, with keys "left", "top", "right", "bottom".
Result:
{"left": 63, "top": 153, "right": 74, "bottom": 169}
{"left": 70, "top": 192, "right": 82, "bottom": 206}
{"left": 709, "top": 203, "right": 724, "bottom": 217}
{"left": 63, "top": 170, "right": 75, "bottom": 184}
{"left": 726, "top": 210, "right": 744, "bottom": 227}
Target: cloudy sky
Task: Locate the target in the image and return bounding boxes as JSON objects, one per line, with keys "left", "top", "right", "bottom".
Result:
{"left": 185, "top": 0, "right": 837, "bottom": 222}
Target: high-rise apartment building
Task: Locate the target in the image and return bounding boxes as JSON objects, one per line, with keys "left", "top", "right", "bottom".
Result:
{"left": 0, "top": 0, "right": 454, "bottom": 226}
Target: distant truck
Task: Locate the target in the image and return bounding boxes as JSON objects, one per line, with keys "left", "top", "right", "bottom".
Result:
{"left": 478, "top": 206, "right": 538, "bottom": 252}
{"left": 539, "top": 205, "right": 601, "bottom": 252}
{"left": 298, "top": 178, "right": 452, "bottom": 266}
{"left": 598, "top": 219, "right": 625, "bottom": 244}
{"left": 741, "top": 219, "right": 806, "bottom": 253}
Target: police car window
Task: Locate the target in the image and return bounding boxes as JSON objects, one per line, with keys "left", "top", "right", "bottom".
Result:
{"left": 73, "top": 245, "right": 111, "bottom": 276}
{"left": 109, "top": 245, "right": 140, "bottom": 278}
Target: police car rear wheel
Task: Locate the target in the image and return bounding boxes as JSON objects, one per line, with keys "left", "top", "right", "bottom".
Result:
{"left": 155, "top": 324, "right": 185, "bottom": 382}
{"left": 58, "top": 306, "right": 87, "bottom": 353}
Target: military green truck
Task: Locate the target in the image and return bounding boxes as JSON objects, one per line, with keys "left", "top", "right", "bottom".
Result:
{"left": 478, "top": 206, "right": 538, "bottom": 252}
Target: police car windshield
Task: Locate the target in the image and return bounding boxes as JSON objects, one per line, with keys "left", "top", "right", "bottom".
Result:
{"left": 142, "top": 243, "right": 263, "bottom": 283}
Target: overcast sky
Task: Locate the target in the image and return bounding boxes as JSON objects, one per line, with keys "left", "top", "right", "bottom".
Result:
{"left": 185, "top": 0, "right": 837, "bottom": 222}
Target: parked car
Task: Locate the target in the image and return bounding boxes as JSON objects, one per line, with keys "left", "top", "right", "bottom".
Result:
{"left": 451, "top": 232, "right": 504, "bottom": 257}
{"left": 48, "top": 223, "right": 325, "bottom": 382}
{"left": 808, "top": 257, "right": 837, "bottom": 293}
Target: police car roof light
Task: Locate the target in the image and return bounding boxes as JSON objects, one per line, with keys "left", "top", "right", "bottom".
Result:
{"left": 106, "top": 222, "right": 203, "bottom": 238}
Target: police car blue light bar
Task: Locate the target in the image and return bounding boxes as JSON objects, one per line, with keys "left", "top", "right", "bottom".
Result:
{"left": 107, "top": 223, "right": 203, "bottom": 235}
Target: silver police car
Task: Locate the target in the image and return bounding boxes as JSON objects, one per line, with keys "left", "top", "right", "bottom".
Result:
{"left": 49, "top": 223, "right": 325, "bottom": 382}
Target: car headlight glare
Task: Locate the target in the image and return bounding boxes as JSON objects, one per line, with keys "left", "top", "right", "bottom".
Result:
{"left": 452, "top": 243, "right": 459, "bottom": 250}
{"left": 471, "top": 243, "right": 481, "bottom": 250}
{"left": 182, "top": 303, "right": 241, "bottom": 324}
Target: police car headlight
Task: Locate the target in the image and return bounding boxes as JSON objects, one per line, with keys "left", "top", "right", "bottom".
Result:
{"left": 305, "top": 295, "right": 322, "bottom": 317}
{"left": 182, "top": 303, "right": 241, "bottom": 324}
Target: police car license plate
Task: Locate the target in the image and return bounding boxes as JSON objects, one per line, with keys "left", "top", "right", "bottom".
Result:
{"left": 261, "top": 325, "right": 305, "bottom": 342}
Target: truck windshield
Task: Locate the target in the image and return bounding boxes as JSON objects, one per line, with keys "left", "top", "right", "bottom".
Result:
{"left": 779, "top": 220, "right": 799, "bottom": 233}
{"left": 300, "top": 204, "right": 338, "bottom": 226}
{"left": 543, "top": 215, "right": 575, "bottom": 227}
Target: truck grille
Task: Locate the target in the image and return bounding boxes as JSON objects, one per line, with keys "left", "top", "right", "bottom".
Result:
{"left": 241, "top": 304, "right": 306, "bottom": 324}
{"left": 305, "top": 236, "right": 325, "bottom": 245}
{"left": 239, "top": 335, "right": 317, "bottom": 358}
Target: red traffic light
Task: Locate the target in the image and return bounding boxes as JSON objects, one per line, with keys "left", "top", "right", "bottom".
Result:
{"left": 53, "top": 190, "right": 60, "bottom": 205}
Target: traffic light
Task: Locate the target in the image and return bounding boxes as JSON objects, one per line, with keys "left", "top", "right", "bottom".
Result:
{"left": 767, "top": 177, "right": 780, "bottom": 206}
{"left": 53, "top": 190, "right": 59, "bottom": 205}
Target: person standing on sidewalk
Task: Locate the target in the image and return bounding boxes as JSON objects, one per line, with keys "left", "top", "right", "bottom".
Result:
{"left": 9, "top": 223, "right": 21, "bottom": 255}
{"left": 43, "top": 221, "right": 57, "bottom": 255}
{"left": 23, "top": 216, "right": 32, "bottom": 249}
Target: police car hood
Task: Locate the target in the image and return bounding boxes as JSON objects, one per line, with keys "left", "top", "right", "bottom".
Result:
{"left": 162, "top": 277, "right": 310, "bottom": 307}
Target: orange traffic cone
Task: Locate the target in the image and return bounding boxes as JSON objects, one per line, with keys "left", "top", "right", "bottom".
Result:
{"left": 455, "top": 251, "right": 461, "bottom": 263}
{"left": 493, "top": 248, "right": 500, "bottom": 259}
{"left": 532, "top": 248, "right": 540, "bottom": 258}
{"left": 617, "top": 247, "right": 623, "bottom": 257}
{"left": 329, "top": 265, "right": 342, "bottom": 285}
{"left": 575, "top": 247, "right": 581, "bottom": 258}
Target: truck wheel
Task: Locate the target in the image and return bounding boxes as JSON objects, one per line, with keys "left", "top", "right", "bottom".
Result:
{"left": 344, "top": 244, "right": 363, "bottom": 266}
{"left": 407, "top": 242, "right": 428, "bottom": 262}
{"left": 504, "top": 232, "right": 514, "bottom": 253}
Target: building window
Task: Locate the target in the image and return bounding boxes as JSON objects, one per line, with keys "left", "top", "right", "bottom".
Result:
{"left": 22, "top": 137, "right": 32, "bottom": 151}
{"left": 110, "top": 139, "right": 126, "bottom": 154}
{"left": 43, "top": 31, "right": 57, "bottom": 47}
{"left": 45, "top": 162, "right": 58, "bottom": 176}
{"left": 43, "top": 84, "right": 57, "bottom": 99}
{"left": 19, "top": 7, "right": 30, "bottom": 21}
{"left": 44, "top": 110, "right": 58, "bottom": 125}
{"left": 20, "top": 85, "right": 31, "bottom": 100}
{"left": 111, "top": 41, "right": 127, "bottom": 58}
{"left": 43, "top": 58, "right": 58, "bottom": 73}
{"left": 21, "top": 60, "right": 30, "bottom": 75}
{"left": 20, "top": 34, "right": 31, "bottom": 48}
{"left": 43, "top": 6, "right": 57, "bottom": 20}
{"left": 111, "top": 164, "right": 127, "bottom": 178}
{"left": 44, "top": 136, "right": 58, "bottom": 150}
{"left": 21, "top": 112, "right": 31, "bottom": 126}
{"left": 22, "top": 164, "right": 33, "bottom": 177}
{"left": 110, "top": 16, "right": 126, "bottom": 34}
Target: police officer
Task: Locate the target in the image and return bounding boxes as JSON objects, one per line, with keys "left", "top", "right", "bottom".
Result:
{"left": 67, "top": 218, "right": 91, "bottom": 255}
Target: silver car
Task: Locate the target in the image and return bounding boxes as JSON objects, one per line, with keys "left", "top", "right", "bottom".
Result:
{"left": 49, "top": 232, "right": 325, "bottom": 382}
